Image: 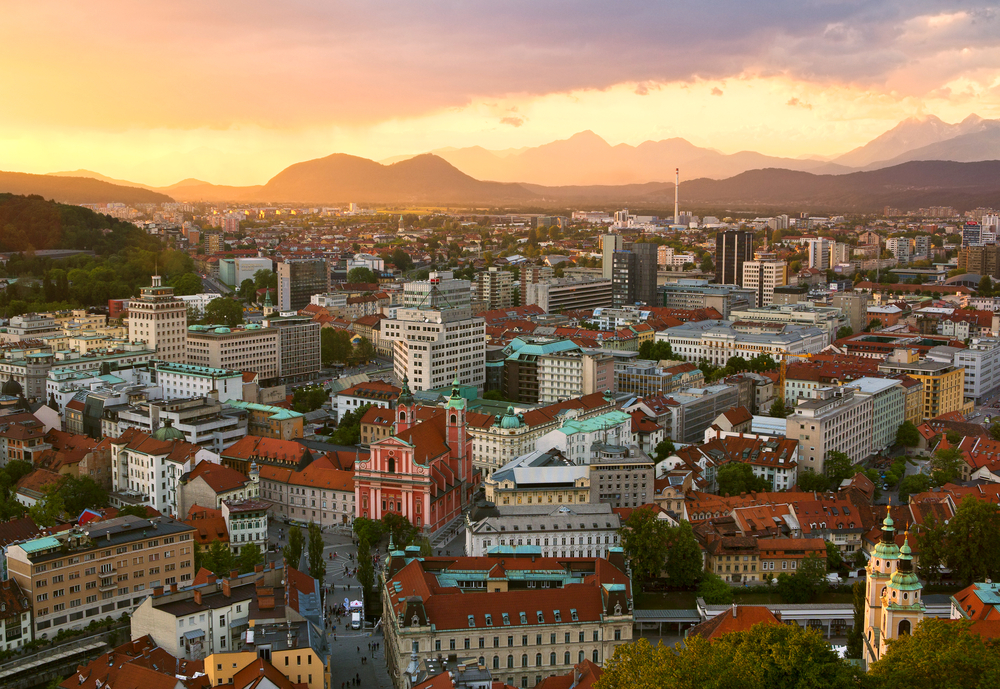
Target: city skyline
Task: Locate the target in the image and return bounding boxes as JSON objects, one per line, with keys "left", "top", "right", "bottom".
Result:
{"left": 3, "top": 2, "right": 1000, "bottom": 186}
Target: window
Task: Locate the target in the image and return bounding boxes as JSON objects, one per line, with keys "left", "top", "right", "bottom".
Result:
{"left": 549, "top": 653, "right": 556, "bottom": 666}
{"left": 507, "top": 655, "right": 513, "bottom": 669}
{"left": 564, "top": 652, "right": 571, "bottom": 665}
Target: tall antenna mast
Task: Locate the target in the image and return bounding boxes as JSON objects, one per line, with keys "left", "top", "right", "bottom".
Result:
{"left": 674, "top": 168, "right": 680, "bottom": 225}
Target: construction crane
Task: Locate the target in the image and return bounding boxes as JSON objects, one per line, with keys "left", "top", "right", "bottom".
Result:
{"left": 778, "top": 352, "right": 815, "bottom": 401}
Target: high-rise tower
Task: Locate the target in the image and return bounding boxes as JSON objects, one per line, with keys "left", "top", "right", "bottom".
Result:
{"left": 128, "top": 275, "right": 187, "bottom": 363}
{"left": 674, "top": 168, "right": 679, "bottom": 225}
{"left": 715, "top": 230, "right": 754, "bottom": 285}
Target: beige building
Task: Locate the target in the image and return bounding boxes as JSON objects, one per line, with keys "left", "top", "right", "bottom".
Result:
{"left": 878, "top": 349, "right": 967, "bottom": 421}
{"left": 536, "top": 350, "right": 614, "bottom": 405}
{"left": 474, "top": 267, "right": 515, "bottom": 310}
{"left": 186, "top": 324, "right": 280, "bottom": 381}
{"left": 740, "top": 252, "right": 787, "bottom": 307}
{"left": 382, "top": 550, "right": 633, "bottom": 689}
{"left": 6, "top": 515, "right": 196, "bottom": 639}
{"left": 785, "top": 386, "right": 874, "bottom": 474}
{"left": 831, "top": 292, "right": 870, "bottom": 335}
{"left": 128, "top": 276, "right": 187, "bottom": 363}
{"left": 484, "top": 449, "right": 591, "bottom": 507}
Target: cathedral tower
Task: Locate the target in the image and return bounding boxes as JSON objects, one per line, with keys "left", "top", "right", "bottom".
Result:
{"left": 877, "top": 532, "right": 925, "bottom": 659}
{"left": 863, "top": 506, "right": 900, "bottom": 665}
{"left": 396, "top": 376, "right": 416, "bottom": 433}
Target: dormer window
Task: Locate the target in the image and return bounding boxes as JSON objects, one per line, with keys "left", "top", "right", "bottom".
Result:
{"left": 485, "top": 614, "right": 493, "bottom": 626}
{"left": 570, "top": 609, "right": 578, "bottom": 621}
{"left": 553, "top": 610, "right": 561, "bottom": 622}
{"left": 468, "top": 615, "right": 475, "bottom": 627}
{"left": 519, "top": 612, "right": 527, "bottom": 624}
{"left": 536, "top": 611, "right": 544, "bottom": 623}
{"left": 502, "top": 613, "right": 510, "bottom": 625}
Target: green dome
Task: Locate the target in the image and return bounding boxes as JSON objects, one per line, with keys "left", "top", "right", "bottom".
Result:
{"left": 152, "top": 419, "right": 185, "bottom": 442}
{"left": 499, "top": 406, "right": 522, "bottom": 429}
{"left": 214, "top": 327, "right": 231, "bottom": 333}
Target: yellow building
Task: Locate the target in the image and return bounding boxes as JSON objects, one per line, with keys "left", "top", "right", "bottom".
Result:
{"left": 878, "top": 349, "right": 966, "bottom": 421}
{"left": 205, "top": 638, "right": 328, "bottom": 689}
{"left": 484, "top": 449, "right": 591, "bottom": 506}
{"left": 227, "top": 400, "right": 305, "bottom": 440}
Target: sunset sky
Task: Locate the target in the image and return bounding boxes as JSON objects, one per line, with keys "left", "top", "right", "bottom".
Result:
{"left": 3, "top": 1, "right": 1000, "bottom": 186}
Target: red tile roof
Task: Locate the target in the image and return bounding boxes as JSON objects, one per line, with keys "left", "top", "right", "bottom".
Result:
{"left": 58, "top": 635, "right": 206, "bottom": 689}
{"left": 186, "top": 460, "right": 252, "bottom": 494}
{"left": 687, "top": 605, "right": 780, "bottom": 640}
{"left": 534, "top": 660, "right": 603, "bottom": 689}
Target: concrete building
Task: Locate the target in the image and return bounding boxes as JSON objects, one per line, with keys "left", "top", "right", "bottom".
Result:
{"left": 0, "top": 578, "right": 31, "bottom": 652}
{"left": 475, "top": 267, "right": 515, "bottom": 310}
{"left": 186, "top": 324, "right": 280, "bottom": 382}
{"left": 932, "top": 339, "right": 1000, "bottom": 403}
{"left": 107, "top": 397, "right": 249, "bottom": 454}
{"left": 128, "top": 276, "right": 187, "bottom": 364}
{"left": 614, "top": 360, "right": 703, "bottom": 397}
{"left": 150, "top": 360, "right": 244, "bottom": 403}
{"left": 715, "top": 230, "right": 754, "bottom": 285}
{"left": 658, "top": 280, "right": 755, "bottom": 319}
{"left": 806, "top": 238, "right": 833, "bottom": 271}
{"left": 277, "top": 258, "right": 328, "bottom": 312}
{"left": 611, "top": 243, "right": 657, "bottom": 308}
{"left": 381, "top": 550, "right": 633, "bottom": 689}
{"left": 383, "top": 272, "right": 486, "bottom": 392}
{"left": 740, "top": 252, "right": 787, "bottom": 307}
{"left": 6, "top": 515, "right": 196, "bottom": 639}
{"left": 221, "top": 498, "right": 270, "bottom": 555}
{"left": 850, "top": 377, "right": 906, "bottom": 455}
{"left": 177, "top": 293, "right": 221, "bottom": 317}
{"left": 728, "top": 303, "right": 849, "bottom": 344}
{"left": 535, "top": 410, "right": 633, "bottom": 466}
{"left": 643, "top": 384, "right": 742, "bottom": 444}
{"left": 226, "top": 401, "right": 304, "bottom": 440}
{"left": 519, "top": 265, "right": 555, "bottom": 306}
{"left": 264, "top": 315, "right": 321, "bottom": 382}
{"left": 525, "top": 278, "right": 614, "bottom": 313}
{"left": 485, "top": 448, "right": 591, "bottom": 507}
{"left": 877, "top": 349, "right": 967, "bottom": 420}
{"left": 219, "top": 257, "right": 273, "bottom": 288}
{"left": 1, "top": 313, "right": 61, "bottom": 342}
{"left": 656, "top": 320, "right": 828, "bottom": 366}
{"left": 464, "top": 503, "right": 621, "bottom": 558}
{"left": 785, "top": 386, "right": 874, "bottom": 474}
{"left": 586, "top": 445, "right": 655, "bottom": 508}
{"left": 601, "top": 234, "right": 624, "bottom": 280}
{"left": 885, "top": 237, "right": 912, "bottom": 263}
{"left": 831, "top": 292, "right": 870, "bottom": 335}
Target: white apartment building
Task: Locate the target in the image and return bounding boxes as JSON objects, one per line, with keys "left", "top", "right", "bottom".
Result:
{"left": 785, "top": 386, "right": 874, "bottom": 474}
{"left": 221, "top": 499, "right": 269, "bottom": 555}
{"left": 110, "top": 429, "right": 216, "bottom": 517}
{"left": 535, "top": 411, "right": 633, "bottom": 466}
{"left": 150, "top": 361, "right": 244, "bottom": 403}
{"left": 464, "top": 503, "right": 621, "bottom": 558}
{"left": 109, "top": 397, "right": 248, "bottom": 454}
{"left": 807, "top": 238, "right": 832, "bottom": 270}
{"left": 849, "top": 377, "right": 905, "bottom": 455}
{"left": 740, "top": 254, "right": 787, "bottom": 307}
{"left": 935, "top": 339, "right": 1000, "bottom": 403}
{"left": 537, "top": 350, "right": 614, "bottom": 404}
{"left": 656, "top": 320, "right": 827, "bottom": 366}
{"left": 178, "top": 293, "right": 221, "bottom": 317}
{"left": 382, "top": 272, "right": 486, "bottom": 391}
{"left": 657, "top": 246, "right": 696, "bottom": 268}
{"left": 128, "top": 276, "right": 188, "bottom": 363}
{"left": 886, "top": 237, "right": 912, "bottom": 263}
{"left": 729, "top": 303, "right": 848, "bottom": 345}
{"left": 347, "top": 253, "right": 385, "bottom": 273}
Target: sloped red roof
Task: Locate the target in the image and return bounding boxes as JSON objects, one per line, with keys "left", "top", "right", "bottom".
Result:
{"left": 687, "top": 605, "right": 780, "bottom": 640}
{"left": 187, "top": 460, "right": 251, "bottom": 494}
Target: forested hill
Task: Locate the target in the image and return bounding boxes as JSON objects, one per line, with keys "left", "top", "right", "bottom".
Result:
{"left": 0, "top": 170, "right": 172, "bottom": 205}
{"left": 0, "top": 193, "right": 153, "bottom": 254}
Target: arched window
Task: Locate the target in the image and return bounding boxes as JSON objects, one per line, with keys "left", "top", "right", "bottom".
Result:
{"left": 563, "top": 652, "right": 570, "bottom": 665}
{"left": 507, "top": 655, "right": 514, "bottom": 669}
{"left": 578, "top": 651, "right": 584, "bottom": 663}
{"left": 898, "top": 620, "right": 911, "bottom": 636}
{"left": 399, "top": 411, "right": 406, "bottom": 422}
{"left": 521, "top": 654, "right": 528, "bottom": 667}
{"left": 387, "top": 457, "right": 396, "bottom": 474}
{"left": 493, "top": 656, "right": 499, "bottom": 670}
{"left": 535, "top": 654, "right": 542, "bottom": 667}
{"left": 479, "top": 657, "right": 485, "bottom": 666}
{"left": 549, "top": 653, "right": 556, "bottom": 666}
{"left": 592, "top": 650, "right": 599, "bottom": 663}
{"left": 451, "top": 414, "right": 457, "bottom": 424}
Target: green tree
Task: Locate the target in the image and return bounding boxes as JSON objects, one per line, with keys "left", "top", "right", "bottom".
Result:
{"left": 898, "top": 473, "right": 932, "bottom": 503}
{"left": 653, "top": 439, "right": 676, "bottom": 461}
{"left": 896, "top": 420, "right": 920, "bottom": 447}
{"left": 697, "top": 571, "right": 733, "bottom": 605}
{"left": 775, "top": 552, "right": 827, "bottom": 603}
{"left": 796, "top": 469, "right": 830, "bottom": 492}
{"left": 253, "top": 269, "right": 276, "bottom": 292}
{"left": 331, "top": 403, "right": 372, "bottom": 445}
{"left": 391, "top": 248, "right": 413, "bottom": 272}
{"left": 825, "top": 541, "right": 844, "bottom": 570}
{"left": 356, "top": 336, "right": 376, "bottom": 362}
{"left": 357, "top": 536, "right": 375, "bottom": 596}
{"left": 347, "top": 267, "right": 377, "bottom": 284}
{"left": 945, "top": 430, "right": 962, "bottom": 445}
{"left": 845, "top": 580, "right": 865, "bottom": 659}
{"left": 724, "top": 356, "right": 749, "bottom": 372}
{"left": 942, "top": 496, "right": 1000, "bottom": 585}
{"left": 238, "top": 278, "right": 256, "bottom": 302}
{"left": 990, "top": 422, "right": 1000, "bottom": 441}
{"left": 483, "top": 390, "right": 506, "bottom": 401}
{"left": 979, "top": 275, "right": 994, "bottom": 297}
{"left": 203, "top": 297, "right": 244, "bottom": 327}
{"left": 116, "top": 504, "right": 150, "bottom": 519}
{"left": 283, "top": 525, "right": 305, "bottom": 569}
{"left": 665, "top": 521, "right": 704, "bottom": 588}
{"left": 618, "top": 506, "right": 671, "bottom": 581}
{"left": 715, "top": 462, "right": 768, "bottom": 497}
{"left": 768, "top": 398, "right": 789, "bottom": 418}
{"left": 202, "top": 540, "right": 236, "bottom": 576}
{"left": 915, "top": 514, "right": 947, "bottom": 584}
{"left": 929, "top": 446, "right": 964, "bottom": 485}
{"left": 867, "top": 618, "right": 1000, "bottom": 689}
{"left": 824, "top": 450, "right": 854, "bottom": 484}
{"left": 292, "top": 385, "right": 328, "bottom": 413}
{"left": 836, "top": 325, "right": 854, "bottom": 340}
{"left": 748, "top": 353, "right": 776, "bottom": 373}
{"left": 307, "top": 522, "right": 326, "bottom": 580}
{"left": 237, "top": 543, "right": 263, "bottom": 574}
{"left": 321, "top": 328, "right": 354, "bottom": 365}
{"left": 170, "top": 272, "right": 203, "bottom": 296}
{"left": 353, "top": 517, "right": 385, "bottom": 546}
{"left": 699, "top": 256, "right": 714, "bottom": 273}
{"left": 382, "top": 512, "right": 417, "bottom": 548}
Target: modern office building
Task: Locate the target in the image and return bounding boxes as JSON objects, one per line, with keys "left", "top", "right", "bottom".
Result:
{"left": 601, "top": 234, "right": 624, "bottom": 279}
{"left": 277, "top": 258, "right": 328, "bottom": 312}
{"left": 850, "top": 377, "right": 906, "bottom": 455}
{"left": 525, "top": 278, "right": 613, "bottom": 313}
{"left": 785, "top": 386, "right": 874, "bottom": 473}
{"left": 658, "top": 280, "right": 754, "bottom": 318}
{"left": 806, "top": 238, "right": 833, "bottom": 270}
{"left": 148, "top": 360, "right": 244, "bottom": 403}
{"left": 740, "top": 252, "right": 787, "bottom": 307}
{"left": 536, "top": 349, "right": 614, "bottom": 404}
{"left": 877, "top": 348, "right": 967, "bottom": 420}
{"left": 186, "top": 324, "right": 280, "bottom": 381}
{"left": 6, "top": 515, "right": 196, "bottom": 639}
{"left": 611, "top": 243, "right": 657, "bottom": 307}
{"left": 715, "top": 230, "right": 754, "bottom": 285}
{"left": 474, "top": 267, "right": 515, "bottom": 310}
{"left": 263, "top": 315, "right": 321, "bottom": 381}
{"left": 931, "top": 339, "right": 1000, "bottom": 404}
{"left": 831, "top": 292, "right": 870, "bottom": 335}
{"left": 128, "top": 275, "right": 187, "bottom": 364}
{"left": 382, "top": 271, "right": 486, "bottom": 391}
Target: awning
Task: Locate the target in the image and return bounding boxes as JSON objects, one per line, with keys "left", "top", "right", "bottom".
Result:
{"left": 229, "top": 617, "right": 249, "bottom": 629}
{"left": 183, "top": 629, "right": 205, "bottom": 640}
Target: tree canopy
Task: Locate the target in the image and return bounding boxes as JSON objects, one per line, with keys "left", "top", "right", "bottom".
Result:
{"left": 917, "top": 496, "right": 1000, "bottom": 585}
{"left": 716, "top": 462, "right": 769, "bottom": 497}
{"left": 202, "top": 297, "right": 244, "bottom": 327}
{"left": 347, "top": 266, "right": 377, "bottom": 284}
{"left": 618, "top": 507, "right": 671, "bottom": 581}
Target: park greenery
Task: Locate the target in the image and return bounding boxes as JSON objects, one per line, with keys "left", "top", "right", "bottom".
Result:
{"left": 917, "top": 496, "right": 1000, "bottom": 585}
{"left": 291, "top": 384, "right": 329, "bottom": 413}
{"left": 195, "top": 540, "right": 263, "bottom": 576}
{"left": 617, "top": 507, "right": 703, "bottom": 586}
{"left": 30, "top": 475, "right": 109, "bottom": 526}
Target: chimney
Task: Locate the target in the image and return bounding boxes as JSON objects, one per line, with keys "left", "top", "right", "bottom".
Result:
{"left": 153, "top": 586, "right": 164, "bottom": 596}
{"left": 230, "top": 569, "right": 238, "bottom": 580}
{"left": 732, "top": 604, "right": 738, "bottom": 618}
{"left": 207, "top": 574, "right": 217, "bottom": 585}
{"left": 193, "top": 589, "right": 202, "bottom": 605}
{"left": 170, "top": 583, "right": 177, "bottom": 593}
{"left": 255, "top": 564, "right": 264, "bottom": 574}
{"left": 222, "top": 578, "right": 231, "bottom": 598}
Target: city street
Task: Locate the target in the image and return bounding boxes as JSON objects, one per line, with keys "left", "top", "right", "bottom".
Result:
{"left": 266, "top": 521, "right": 394, "bottom": 689}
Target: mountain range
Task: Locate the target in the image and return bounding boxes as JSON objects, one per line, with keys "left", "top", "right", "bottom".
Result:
{"left": 2, "top": 114, "right": 1000, "bottom": 210}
